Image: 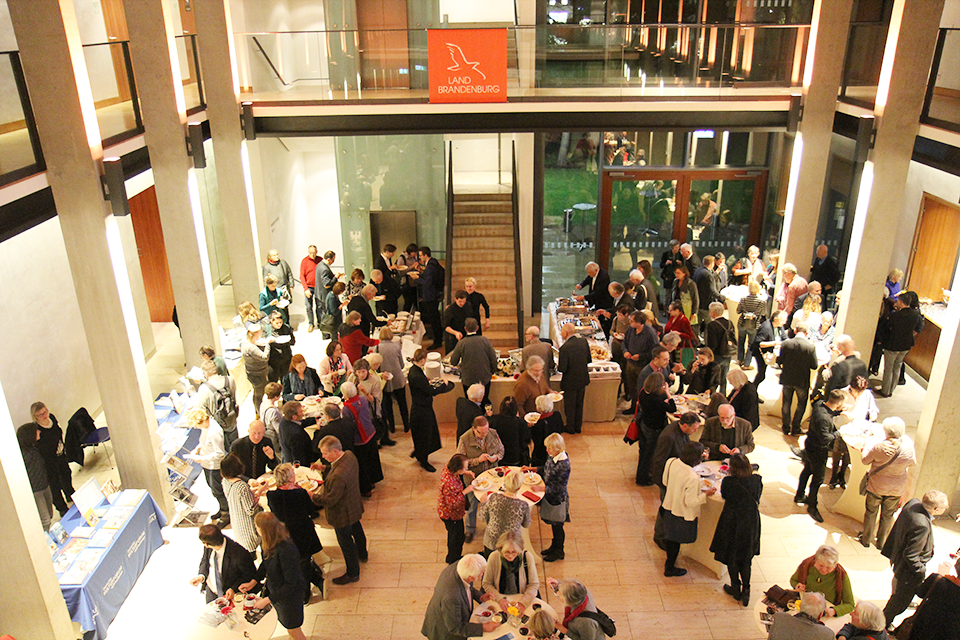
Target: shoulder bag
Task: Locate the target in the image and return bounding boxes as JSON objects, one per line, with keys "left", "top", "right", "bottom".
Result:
{"left": 859, "top": 446, "right": 901, "bottom": 496}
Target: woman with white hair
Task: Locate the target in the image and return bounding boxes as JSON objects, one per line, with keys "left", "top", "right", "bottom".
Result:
{"left": 812, "top": 310, "right": 835, "bottom": 349}
{"left": 478, "top": 471, "right": 531, "bottom": 556}
{"left": 524, "top": 433, "right": 571, "bottom": 562}
{"left": 790, "top": 545, "right": 856, "bottom": 617}
{"left": 836, "top": 601, "right": 888, "bottom": 640}
{"left": 858, "top": 417, "right": 916, "bottom": 549}
{"left": 545, "top": 577, "right": 608, "bottom": 640}
{"left": 530, "top": 395, "right": 564, "bottom": 466}
{"left": 726, "top": 369, "right": 760, "bottom": 430}
{"left": 482, "top": 530, "right": 540, "bottom": 613}
{"left": 341, "top": 381, "right": 383, "bottom": 495}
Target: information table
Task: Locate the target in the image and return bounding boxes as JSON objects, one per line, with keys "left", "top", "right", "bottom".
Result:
{"left": 56, "top": 490, "right": 167, "bottom": 640}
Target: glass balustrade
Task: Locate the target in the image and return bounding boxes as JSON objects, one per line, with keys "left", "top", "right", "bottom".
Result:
{"left": 922, "top": 29, "right": 960, "bottom": 133}
{"left": 234, "top": 24, "right": 809, "bottom": 100}
{"left": 0, "top": 51, "right": 43, "bottom": 186}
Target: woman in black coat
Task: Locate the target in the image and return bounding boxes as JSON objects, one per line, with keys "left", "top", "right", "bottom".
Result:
{"left": 710, "top": 453, "right": 762, "bottom": 607}
{"left": 530, "top": 395, "right": 564, "bottom": 467}
{"left": 488, "top": 396, "right": 530, "bottom": 467}
{"left": 408, "top": 348, "right": 454, "bottom": 472}
{"left": 267, "top": 464, "right": 325, "bottom": 603}
{"left": 267, "top": 312, "right": 296, "bottom": 383}
{"left": 30, "top": 402, "right": 74, "bottom": 516}
{"left": 726, "top": 370, "right": 760, "bottom": 430}
{"left": 635, "top": 372, "right": 676, "bottom": 486}
{"left": 241, "top": 512, "right": 308, "bottom": 640}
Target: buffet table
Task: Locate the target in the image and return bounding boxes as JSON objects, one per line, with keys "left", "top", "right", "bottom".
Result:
{"left": 55, "top": 490, "right": 167, "bottom": 640}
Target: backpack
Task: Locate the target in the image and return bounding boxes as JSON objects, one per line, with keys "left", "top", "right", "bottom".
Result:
{"left": 577, "top": 609, "right": 617, "bottom": 637}
{"left": 721, "top": 317, "right": 737, "bottom": 358}
{"left": 204, "top": 381, "right": 238, "bottom": 427}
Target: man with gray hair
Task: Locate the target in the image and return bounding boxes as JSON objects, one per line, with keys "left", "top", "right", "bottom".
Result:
{"left": 370, "top": 268, "right": 401, "bottom": 316}
{"left": 455, "top": 383, "right": 488, "bottom": 440}
{"left": 882, "top": 489, "right": 949, "bottom": 628}
{"left": 777, "top": 322, "right": 818, "bottom": 436}
{"left": 347, "top": 283, "right": 386, "bottom": 344}
{"left": 767, "top": 591, "right": 833, "bottom": 640}
{"left": 312, "top": 402, "right": 355, "bottom": 456}
{"left": 522, "top": 326, "right": 554, "bottom": 374}
{"left": 422, "top": 554, "right": 497, "bottom": 639}
{"left": 311, "top": 435, "right": 367, "bottom": 585}
{"left": 703, "top": 301, "right": 734, "bottom": 395}
{"left": 680, "top": 242, "right": 701, "bottom": 273}
{"left": 575, "top": 262, "right": 612, "bottom": 310}
{"left": 628, "top": 269, "right": 648, "bottom": 310}
{"left": 776, "top": 262, "right": 808, "bottom": 313}
{"left": 449, "top": 318, "right": 497, "bottom": 404}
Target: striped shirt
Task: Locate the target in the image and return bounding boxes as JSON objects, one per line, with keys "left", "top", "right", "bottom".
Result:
{"left": 737, "top": 295, "right": 767, "bottom": 330}
{"left": 223, "top": 478, "right": 261, "bottom": 553}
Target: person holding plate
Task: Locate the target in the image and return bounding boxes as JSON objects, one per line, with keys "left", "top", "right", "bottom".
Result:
{"left": 527, "top": 433, "right": 570, "bottom": 562}
{"left": 267, "top": 463, "right": 327, "bottom": 603}
{"left": 241, "top": 326, "right": 271, "bottom": 420}
{"left": 318, "top": 340, "right": 353, "bottom": 395}
{"left": 437, "top": 453, "right": 477, "bottom": 564}
{"left": 458, "top": 416, "right": 505, "bottom": 544}
{"left": 267, "top": 311, "right": 295, "bottom": 383}
{"left": 259, "top": 274, "right": 290, "bottom": 324}
{"left": 409, "top": 348, "right": 456, "bottom": 473}
{"left": 240, "top": 512, "right": 308, "bottom": 640}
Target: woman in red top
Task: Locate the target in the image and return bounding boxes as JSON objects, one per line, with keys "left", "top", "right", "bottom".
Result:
{"left": 665, "top": 301, "right": 695, "bottom": 343}
{"left": 437, "top": 453, "right": 477, "bottom": 564}
{"left": 337, "top": 310, "right": 379, "bottom": 364}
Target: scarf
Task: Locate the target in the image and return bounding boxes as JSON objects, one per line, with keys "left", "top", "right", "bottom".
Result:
{"left": 562, "top": 598, "right": 588, "bottom": 628}
{"left": 344, "top": 395, "right": 375, "bottom": 444}
{"left": 499, "top": 554, "right": 521, "bottom": 596}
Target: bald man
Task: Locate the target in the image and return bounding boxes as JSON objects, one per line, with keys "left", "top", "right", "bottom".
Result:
{"left": 229, "top": 420, "right": 278, "bottom": 479}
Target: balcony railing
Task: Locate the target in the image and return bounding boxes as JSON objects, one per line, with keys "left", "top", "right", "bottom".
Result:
{"left": 921, "top": 28, "right": 960, "bottom": 134}
{"left": 0, "top": 51, "right": 44, "bottom": 187}
{"left": 235, "top": 24, "right": 809, "bottom": 101}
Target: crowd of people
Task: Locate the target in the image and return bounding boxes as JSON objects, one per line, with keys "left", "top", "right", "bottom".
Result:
{"left": 19, "top": 235, "right": 958, "bottom": 640}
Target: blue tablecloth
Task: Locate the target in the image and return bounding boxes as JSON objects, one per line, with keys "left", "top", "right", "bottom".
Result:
{"left": 155, "top": 393, "right": 202, "bottom": 490}
{"left": 58, "top": 491, "right": 167, "bottom": 640}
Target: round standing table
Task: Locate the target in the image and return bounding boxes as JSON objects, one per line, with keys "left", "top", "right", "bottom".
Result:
{"left": 182, "top": 601, "right": 278, "bottom": 640}
{"left": 469, "top": 595, "right": 559, "bottom": 640}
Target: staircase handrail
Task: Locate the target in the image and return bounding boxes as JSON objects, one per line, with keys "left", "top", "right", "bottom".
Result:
{"left": 512, "top": 142, "right": 523, "bottom": 346}
{"left": 445, "top": 142, "right": 455, "bottom": 305}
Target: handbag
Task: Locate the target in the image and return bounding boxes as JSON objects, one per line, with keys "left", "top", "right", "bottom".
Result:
{"left": 859, "top": 445, "right": 901, "bottom": 496}
{"left": 539, "top": 497, "right": 568, "bottom": 523}
{"left": 763, "top": 584, "right": 801, "bottom": 610}
{"left": 624, "top": 403, "right": 642, "bottom": 444}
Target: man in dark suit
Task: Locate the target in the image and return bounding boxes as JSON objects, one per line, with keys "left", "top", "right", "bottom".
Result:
{"left": 346, "top": 284, "right": 385, "bottom": 341}
{"left": 680, "top": 242, "right": 701, "bottom": 273}
{"left": 370, "top": 268, "right": 402, "bottom": 317}
{"left": 189, "top": 524, "right": 257, "bottom": 603}
{"left": 422, "top": 554, "right": 497, "bottom": 640}
{"left": 312, "top": 403, "right": 356, "bottom": 455}
{"left": 795, "top": 390, "right": 844, "bottom": 522}
{"left": 373, "top": 243, "right": 397, "bottom": 280}
{"left": 449, "top": 319, "right": 498, "bottom": 403}
{"left": 228, "top": 419, "right": 278, "bottom": 480}
{"left": 311, "top": 436, "right": 367, "bottom": 585}
{"left": 442, "top": 290, "right": 474, "bottom": 354}
{"left": 704, "top": 301, "right": 735, "bottom": 395}
{"left": 693, "top": 255, "right": 720, "bottom": 329}
{"left": 810, "top": 244, "right": 841, "bottom": 297}
{"left": 415, "top": 246, "right": 445, "bottom": 347}
{"left": 777, "top": 323, "right": 818, "bottom": 435}
{"left": 558, "top": 323, "right": 591, "bottom": 434}
{"left": 455, "top": 384, "right": 487, "bottom": 440}
{"left": 279, "top": 401, "right": 316, "bottom": 465}
{"left": 575, "top": 262, "right": 613, "bottom": 310}
{"left": 750, "top": 310, "right": 788, "bottom": 384}
{"left": 882, "top": 490, "right": 949, "bottom": 628}
{"left": 596, "top": 282, "right": 627, "bottom": 337}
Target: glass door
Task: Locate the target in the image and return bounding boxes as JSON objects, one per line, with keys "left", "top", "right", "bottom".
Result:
{"left": 599, "top": 168, "right": 766, "bottom": 283}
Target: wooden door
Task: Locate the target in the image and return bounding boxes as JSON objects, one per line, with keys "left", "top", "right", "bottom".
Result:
{"left": 129, "top": 186, "right": 176, "bottom": 322}
{"left": 100, "top": 0, "right": 132, "bottom": 102}
{"left": 356, "top": 0, "right": 410, "bottom": 89}
{"left": 906, "top": 194, "right": 960, "bottom": 302}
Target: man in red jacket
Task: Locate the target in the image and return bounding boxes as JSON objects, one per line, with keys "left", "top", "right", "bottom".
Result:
{"left": 300, "top": 245, "right": 322, "bottom": 333}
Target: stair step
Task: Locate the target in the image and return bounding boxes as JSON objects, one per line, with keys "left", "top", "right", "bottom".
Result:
{"left": 454, "top": 213, "right": 513, "bottom": 226}
{"left": 451, "top": 277, "right": 518, "bottom": 291}
{"left": 454, "top": 202, "right": 513, "bottom": 213}
{"left": 453, "top": 225, "right": 514, "bottom": 238}
{"left": 453, "top": 192, "right": 512, "bottom": 202}
{"left": 451, "top": 239, "right": 515, "bottom": 253}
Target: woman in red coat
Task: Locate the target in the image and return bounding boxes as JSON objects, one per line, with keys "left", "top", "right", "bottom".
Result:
{"left": 665, "top": 301, "right": 695, "bottom": 343}
{"left": 337, "top": 310, "right": 379, "bottom": 364}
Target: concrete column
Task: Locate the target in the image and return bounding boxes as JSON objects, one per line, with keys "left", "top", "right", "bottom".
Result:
{"left": 8, "top": 0, "right": 172, "bottom": 510}
{"left": 193, "top": 0, "right": 264, "bottom": 308}
{"left": 117, "top": 214, "right": 158, "bottom": 358}
{"left": 122, "top": 0, "right": 220, "bottom": 361}
{"left": 777, "top": 0, "right": 852, "bottom": 283}
{"left": 914, "top": 260, "right": 960, "bottom": 503}
{"left": 835, "top": 0, "right": 946, "bottom": 351}
{"left": 0, "top": 383, "right": 74, "bottom": 640}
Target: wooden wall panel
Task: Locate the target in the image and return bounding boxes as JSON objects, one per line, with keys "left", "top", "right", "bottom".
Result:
{"left": 907, "top": 194, "right": 960, "bottom": 302}
{"left": 128, "top": 186, "right": 175, "bottom": 322}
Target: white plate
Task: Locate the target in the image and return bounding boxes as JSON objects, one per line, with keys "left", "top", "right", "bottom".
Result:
{"left": 524, "top": 412, "right": 541, "bottom": 424}
{"left": 273, "top": 335, "right": 291, "bottom": 344}
{"left": 473, "top": 477, "right": 494, "bottom": 491}
{"left": 547, "top": 393, "right": 563, "bottom": 403}
{"left": 522, "top": 472, "right": 542, "bottom": 485}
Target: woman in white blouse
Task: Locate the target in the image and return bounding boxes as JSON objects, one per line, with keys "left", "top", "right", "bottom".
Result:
{"left": 184, "top": 407, "right": 230, "bottom": 525}
{"left": 661, "top": 441, "right": 716, "bottom": 577}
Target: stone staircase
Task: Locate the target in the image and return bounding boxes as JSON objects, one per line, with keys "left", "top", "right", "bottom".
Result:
{"left": 450, "top": 192, "right": 520, "bottom": 352}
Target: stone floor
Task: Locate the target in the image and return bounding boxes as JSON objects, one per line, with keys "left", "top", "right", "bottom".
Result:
{"left": 70, "top": 284, "right": 960, "bottom": 640}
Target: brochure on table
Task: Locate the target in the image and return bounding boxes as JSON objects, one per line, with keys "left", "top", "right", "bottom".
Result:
{"left": 51, "top": 488, "right": 147, "bottom": 585}
{"left": 154, "top": 386, "right": 203, "bottom": 496}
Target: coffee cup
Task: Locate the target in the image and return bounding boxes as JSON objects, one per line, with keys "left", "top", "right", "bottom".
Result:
{"left": 244, "top": 594, "right": 257, "bottom": 611}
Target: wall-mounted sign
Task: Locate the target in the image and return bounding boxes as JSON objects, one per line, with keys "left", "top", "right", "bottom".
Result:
{"left": 428, "top": 29, "right": 507, "bottom": 104}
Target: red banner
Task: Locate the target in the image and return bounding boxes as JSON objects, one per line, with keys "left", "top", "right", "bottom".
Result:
{"left": 428, "top": 29, "right": 507, "bottom": 104}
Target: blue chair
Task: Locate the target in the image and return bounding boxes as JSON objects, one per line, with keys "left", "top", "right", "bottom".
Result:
{"left": 82, "top": 427, "right": 114, "bottom": 467}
